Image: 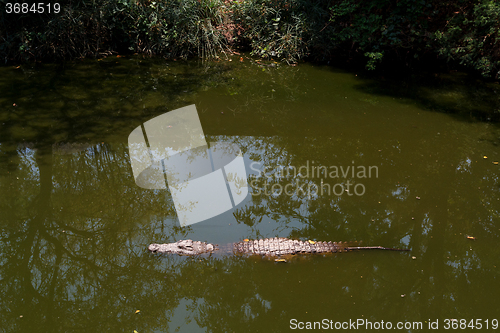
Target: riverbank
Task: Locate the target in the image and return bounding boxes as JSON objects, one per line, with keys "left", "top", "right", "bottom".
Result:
{"left": 1, "top": 0, "right": 499, "bottom": 79}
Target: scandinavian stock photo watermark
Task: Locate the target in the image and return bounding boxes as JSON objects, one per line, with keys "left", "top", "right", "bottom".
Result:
{"left": 128, "top": 105, "right": 380, "bottom": 226}
{"left": 249, "top": 160, "right": 379, "bottom": 199}
{"left": 289, "top": 318, "right": 499, "bottom": 330}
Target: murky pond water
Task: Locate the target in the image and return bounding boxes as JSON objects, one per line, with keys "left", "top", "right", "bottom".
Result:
{"left": 1, "top": 55, "right": 499, "bottom": 332}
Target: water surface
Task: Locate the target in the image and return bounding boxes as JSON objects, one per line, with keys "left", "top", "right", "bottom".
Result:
{"left": 0, "top": 55, "right": 499, "bottom": 332}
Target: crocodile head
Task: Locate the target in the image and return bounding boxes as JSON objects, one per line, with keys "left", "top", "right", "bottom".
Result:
{"left": 148, "top": 240, "right": 215, "bottom": 255}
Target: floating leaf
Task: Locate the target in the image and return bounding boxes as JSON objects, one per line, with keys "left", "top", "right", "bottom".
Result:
{"left": 484, "top": 156, "right": 488, "bottom": 159}
{"left": 466, "top": 236, "right": 476, "bottom": 240}
{"left": 135, "top": 310, "right": 140, "bottom": 314}
{"left": 308, "top": 240, "right": 316, "bottom": 244}
{"left": 244, "top": 239, "right": 249, "bottom": 242}
{"left": 275, "top": 258, "right": 287, "bottom": 263}
{"left": 493, "top": 161, "right": 499, "bottom": 165}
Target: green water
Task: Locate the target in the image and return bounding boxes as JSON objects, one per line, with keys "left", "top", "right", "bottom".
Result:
{"left": 0, "top": 55, "right": 499, "bottom": 332}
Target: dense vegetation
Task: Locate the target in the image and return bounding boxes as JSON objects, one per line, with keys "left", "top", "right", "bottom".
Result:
{"left": 1, "top": 0, "right": 499, "bottom": 78}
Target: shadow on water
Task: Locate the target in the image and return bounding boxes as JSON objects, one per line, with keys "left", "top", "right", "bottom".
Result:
{"left": 0, "top": 56, "right": 233, "bottom": 147}
{"left": 351, "top": 69, "right": 500, "bottom": 123}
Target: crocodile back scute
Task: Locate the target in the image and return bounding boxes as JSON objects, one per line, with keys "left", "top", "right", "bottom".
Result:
{"left": 232, "top": 237, "right": 343, "bottom": 256}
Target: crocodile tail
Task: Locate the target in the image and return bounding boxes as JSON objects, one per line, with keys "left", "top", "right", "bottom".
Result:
{"left": 344, "top": 246, "right": 410, "bottom": 251}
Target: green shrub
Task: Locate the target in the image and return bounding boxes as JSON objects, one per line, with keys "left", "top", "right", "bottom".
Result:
{"left": 112, "top": 0, "right": 229, "bottom": 58}
{"left": 234, "top": 0, "right": 325, "bottom": 63}
{"left": 0, "top": 0, "right": 499, "bottom": 78}
{"left": 433, "top": 0, "right": 500, "bottom": 78}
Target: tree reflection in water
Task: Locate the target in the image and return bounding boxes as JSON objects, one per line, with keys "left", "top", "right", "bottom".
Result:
{"left": 0, "top": 133, "right": 498, "bottom": 332}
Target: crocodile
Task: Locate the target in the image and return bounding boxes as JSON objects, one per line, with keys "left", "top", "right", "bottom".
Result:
{"left": 148, "top": 238, "right": 409, "bottom": 257}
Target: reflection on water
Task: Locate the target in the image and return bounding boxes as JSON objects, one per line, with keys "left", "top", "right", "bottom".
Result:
{"left": 0, "top": 56, "right": 499, "bottom": 332}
